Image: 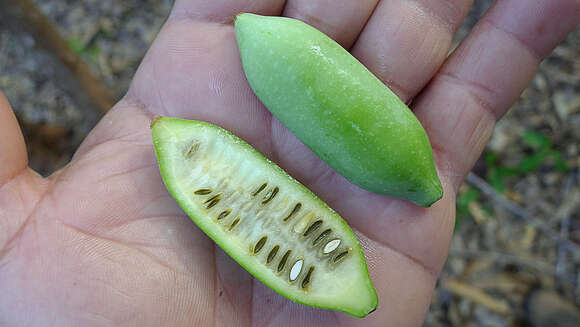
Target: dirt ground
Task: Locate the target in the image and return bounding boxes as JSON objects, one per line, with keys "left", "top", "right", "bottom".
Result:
{"left": 0, "top": 1, "right": 578, "bottom": 325}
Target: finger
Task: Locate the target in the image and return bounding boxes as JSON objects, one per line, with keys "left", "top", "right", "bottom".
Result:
{"left": 127, "top": 20, "right": 275, "bottom": 155}
{"left": 171, "top": 0, "right": 285, "bottom": 23}
{"left": 0, "top": 90, "right": 34, "bottom": 261}
{"left": 351, "top": 0, "right": 473, "bottom": 101}
{"left": 341, "top": 233, "right": 436, "bottom": 326}
{"left": 282, "top": 0, "right": 379, "bottom": 49}
{"left": 0, "top": 91, "right": 27, "bottom": 187}
{"left": 127, "top": 2, "right": 286, "bottom": 156}
{"left": 413, "top": 0, "right": 580, "bottom": 189}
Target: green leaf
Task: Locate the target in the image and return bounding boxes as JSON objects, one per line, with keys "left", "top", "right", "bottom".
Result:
{"left": 485, "top": 151, "right": 498, "bottom": 167}
{"left": 497, "top": 166, "right": 519, "bottom": 178}
{"left": 458, "top": 187, "right": 480, "bottom": 208}
{"left": 522, "top": 130, "right": 551, "bottom": 149}
{"left": 481, "top": 204, "right": 494, "bottom": 217}
{"left": 67, "top": 38, "right": 84, "bottom": 54}
{"left": 551, "top": 150, "right": 570, "bottom": 172}
{"left": 518, "top": 148, "right": 550, "bottom": 173}
{"left": 87, "top": 45, "right": 101, "bottom": 57}
{"left": 488, "top": 167, "right": 506, "bottom": 193}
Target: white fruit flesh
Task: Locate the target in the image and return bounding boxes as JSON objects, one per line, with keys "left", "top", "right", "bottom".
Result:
{"left": 152, "top": 117, "right": 377, "bottom": 317}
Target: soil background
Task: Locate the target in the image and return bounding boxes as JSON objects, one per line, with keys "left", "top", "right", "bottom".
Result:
{"left": 1, "top": 1, "right": 578, "bottom": 326}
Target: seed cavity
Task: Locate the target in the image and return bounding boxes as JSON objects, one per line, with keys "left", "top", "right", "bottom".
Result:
{"left": 262, "top": 187, "right": 279, "bottom": 204}
{"left": 303, "top": 220, "right": 323, "bottom": 237}
{"left": 289, "top": 259, "right": 304, "bottom": 281}
{"left": 204, "top": 194, "right": 221, "bottom": 209}
{"left": 283, "top": 203, "right": 302, "bottom": 222}
{"left": 301, "top": 266, "right": 314, "bottom": 289}
{"left": 313, "top": 229, "right": 332, "bottom": 246}
{"left": 194, "top": 189, "right": 212, "bottom": 195}
{"left": 293, "top": 213, "right": 314, "bottom": 234}
{"left": 217, "top": 209, "right": 231, "bottom": 220}
{"left": 253, "top": 236, "right": 267, "bottom": 254}
{"left": 252, "top": 183, "right": 267, "bottom": 196}
{"left": 278, "top": 250, "right": 291, "bottom": 272}
{"left": 333, "top": 250, "right": 349, "bottom": 263}
{"left": 185, "top": 141, "right": 200, "bottom": 158}
{"left": 228, "top": 217, "right": 240, "bottom": 231}
{"left": 323, "top": 239, "right": 341, "bottom": 254}
{"left": 267, "top": 245, "right": 280, "bottom": 264}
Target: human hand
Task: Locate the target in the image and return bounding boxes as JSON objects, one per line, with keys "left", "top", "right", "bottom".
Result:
{"left": 1, "top": 0, "right": 579, "bottom": 326}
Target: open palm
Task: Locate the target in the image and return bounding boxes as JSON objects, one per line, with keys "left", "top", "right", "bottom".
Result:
{"left": 1, "top": 0, "right": 579, "bottom": 326}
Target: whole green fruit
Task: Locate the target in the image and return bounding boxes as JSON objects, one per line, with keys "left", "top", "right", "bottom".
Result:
{"left": 235, "top": 13, "right": 443, "bottom": 207}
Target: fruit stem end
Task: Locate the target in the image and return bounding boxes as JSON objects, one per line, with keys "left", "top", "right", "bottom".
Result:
{"left": 150, "top": 116, "right": 164, "bottom": 129}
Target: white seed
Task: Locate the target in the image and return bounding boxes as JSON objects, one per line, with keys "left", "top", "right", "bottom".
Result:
{"left": 289, "top": 259, "right": 304, "bottom": 281}
{"left": 323, "top": 239, "right": 341, "bottom": 254}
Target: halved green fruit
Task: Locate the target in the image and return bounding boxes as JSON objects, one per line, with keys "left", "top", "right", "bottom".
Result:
{"left": 152, "top": 117, "right": 377, "bottom": 318}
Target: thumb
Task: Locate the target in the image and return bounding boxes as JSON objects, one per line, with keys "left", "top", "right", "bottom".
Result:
{"left": 0, "top": 91, "right": 28, "bottom": 187}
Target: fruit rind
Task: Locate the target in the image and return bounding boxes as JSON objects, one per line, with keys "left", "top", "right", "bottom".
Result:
{"left": 152, "top": 117, "right": 378, "bottom": 317}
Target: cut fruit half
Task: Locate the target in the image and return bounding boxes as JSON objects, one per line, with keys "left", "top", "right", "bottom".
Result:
{"left": 151, "top": 117, "right": 378, "bottom": 318}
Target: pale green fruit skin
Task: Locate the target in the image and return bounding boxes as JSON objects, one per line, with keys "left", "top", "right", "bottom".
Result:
{"left": 235, "top": 13, "right": 443, "bottom": 207}
{"left": 151, "top": 117, "right": 377, "bottom": 318}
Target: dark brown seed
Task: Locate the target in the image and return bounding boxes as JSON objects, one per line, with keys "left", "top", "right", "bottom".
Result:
{"left": 217, "top": 210, "right": 231, "bottom": 220}
{"left": 313, "top": 229, "right": 331, "bottom": 246}
{"left": 278, "top": 250, "right": 292, "bottom": 272}
{"left": 301, "top": 266, "right": 315, "bottom": 289}
{"left": 206, "top": 199, "right": 220, "bottom": 209}
{"left": 267, "top": 245, "right": 280, "bottom": 264}
{"left": 228, "top": 217, "right": 240, "bottom": 231}
{"left": 283, "top": 203, "right": 302, "bottom": 222}
{"left": 185, "top": 142, "right": 200, "bottom": 158}
{"left": 205, "top": 194, "right": 221, "bottom": 203}
{"left": 303, "top": 220, "right": 323, "bottom": 237}
{"left": 333, "top": 250, "right": 349, "bottom": 263}
{"left": 252, "top": 183, "right": 267, "bottom": 196}
{"left": 194, "top": 189, "right": 212, "bottom": 195}
{"left": 254, "top": 236, "right": 267, "bottom": 254}
{"left": 262, "top": 186, "right": 279, "bottom": 204}
{"left": 205, "top": 194, "right": 221, "bottom": 209}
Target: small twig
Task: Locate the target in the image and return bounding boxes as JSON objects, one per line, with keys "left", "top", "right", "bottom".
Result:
{"left": 577, "top": 274, "right": 580, "bottom": 305}
{"left": 442, "top": 279, "right": 511, "bottom": 315}
{"left": 556, "top": 172, "right": 576, "bottom": 282}
{"left": 466, "top": 172, "right": 580, "bottom": 253}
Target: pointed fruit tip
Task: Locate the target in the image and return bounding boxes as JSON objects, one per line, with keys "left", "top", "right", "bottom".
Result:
{"left": 234, "top": 12, "right": 247, "bottom": 25}
{"left": 419, "top": 183, "right": 444, "bottom": 207}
